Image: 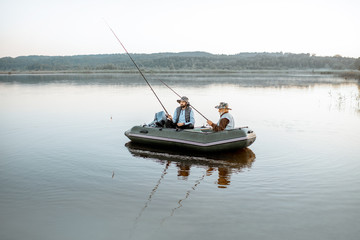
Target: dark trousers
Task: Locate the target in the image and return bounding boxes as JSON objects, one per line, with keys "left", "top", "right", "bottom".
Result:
{"left": 165, "top": 120, "right": 194, "bottom": 129}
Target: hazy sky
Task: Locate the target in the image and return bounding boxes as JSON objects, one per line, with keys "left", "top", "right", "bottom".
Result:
{"left": 1, "top": 0, "right": 359, "bottom": 58}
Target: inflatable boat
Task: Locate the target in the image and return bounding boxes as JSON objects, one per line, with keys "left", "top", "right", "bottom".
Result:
{"left": 125, "top": 125, "right": 256, "bottom": 152}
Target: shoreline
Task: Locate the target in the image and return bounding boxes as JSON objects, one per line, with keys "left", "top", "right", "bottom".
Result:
{"left": 1, "top": 69, "right": 359, "bottom": 80}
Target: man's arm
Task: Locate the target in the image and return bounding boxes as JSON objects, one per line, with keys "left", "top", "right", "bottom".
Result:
{"left": 211, "top": 118, "right": 229, "bottom": 132}
{"left": 172, "top": 109, "right": 178, "bottom": 123}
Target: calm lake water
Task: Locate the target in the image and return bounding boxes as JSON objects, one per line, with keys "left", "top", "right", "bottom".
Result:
{"left": 0, "top": 73, "right": 359, "bottom": 240}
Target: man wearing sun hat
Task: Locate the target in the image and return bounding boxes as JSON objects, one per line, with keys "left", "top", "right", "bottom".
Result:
{"left": 207, "top": 102, "right": 234, "bottom": 132}
{"left": 166, "top": 96, "right": 195, "bottom": 129}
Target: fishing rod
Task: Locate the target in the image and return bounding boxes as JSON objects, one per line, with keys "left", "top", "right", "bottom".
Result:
{"left": 105, "top": 21, "right": 169, "bottom": 115}
{"left": 105, "top": 21, "right": 208, "bottom": 121}
{"left": 158, "top": 79, "right": 209, "bottom": 121}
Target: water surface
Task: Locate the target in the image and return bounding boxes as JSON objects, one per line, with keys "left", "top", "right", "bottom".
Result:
{"left": 0, "top": 73, "right": 359, "bottom": 240}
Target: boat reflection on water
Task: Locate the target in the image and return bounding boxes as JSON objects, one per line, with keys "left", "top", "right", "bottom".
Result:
{"left": 126, "top": 142, "right": 256, "bottom": 230}
{"left": 125, "top": 142, "right": 256, "bottom": 188}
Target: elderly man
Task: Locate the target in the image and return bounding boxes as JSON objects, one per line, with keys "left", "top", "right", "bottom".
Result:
{"left": 166, "top": 96, "right": 195, "bottom": 129}
{"left": 207, "top": 102, "right": 234, "bottom": 131}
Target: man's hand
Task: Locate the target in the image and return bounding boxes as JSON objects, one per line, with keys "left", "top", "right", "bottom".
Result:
{"left": 167, "top": 114, "right": 173, "bottom": 121}
{"left": 177, "top": 123, "right": 184, "bottom": 127}
{"left": 207, "top": 120, "right": 213, "bottom": 126}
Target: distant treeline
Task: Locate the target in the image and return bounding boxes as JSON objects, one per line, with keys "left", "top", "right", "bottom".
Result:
{"left": 1, "top": 52, "right": 360, "bottom": 72}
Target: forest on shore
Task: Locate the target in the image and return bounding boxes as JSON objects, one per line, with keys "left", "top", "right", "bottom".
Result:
{"left": 1, "top": 52, "right": 360, "bottom": 72}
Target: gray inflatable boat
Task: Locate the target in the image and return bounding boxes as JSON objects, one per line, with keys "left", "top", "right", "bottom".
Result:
{"left": 125, "top": 125, "right": 256, "bottom": 152}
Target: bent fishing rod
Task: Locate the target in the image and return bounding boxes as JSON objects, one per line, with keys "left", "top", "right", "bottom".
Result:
{"left": 105, "top": 21, "right": 209, "bottom": 121}
{"left": 105, "top": 21, "right": 169, "bottom": 115}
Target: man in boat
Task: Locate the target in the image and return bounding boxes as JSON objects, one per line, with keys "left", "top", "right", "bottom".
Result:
{"left": 207, "top": 102, "right": 234, "bottom": 131}
{"left": 166, "top": 96, "right": 195, "bottom": 129}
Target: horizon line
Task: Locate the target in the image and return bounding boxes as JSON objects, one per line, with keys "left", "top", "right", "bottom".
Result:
{"left": 1, "top": 51, "right": 359, "bottom": 59}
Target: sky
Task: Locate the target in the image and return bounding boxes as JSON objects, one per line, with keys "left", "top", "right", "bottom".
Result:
{"left": 0, "top": 0, "right": 359, "bottom": 58}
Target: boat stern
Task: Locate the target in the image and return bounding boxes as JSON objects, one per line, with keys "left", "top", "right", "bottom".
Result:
{"left": 245, "top": 128, "right": 256, "bottom": 147}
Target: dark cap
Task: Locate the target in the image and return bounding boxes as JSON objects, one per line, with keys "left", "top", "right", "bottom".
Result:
{"left": 215, "top": 102, "right": 232, "bottom": 110}
{"left": 177, "top": 96, "right": 189, "bottom": 103}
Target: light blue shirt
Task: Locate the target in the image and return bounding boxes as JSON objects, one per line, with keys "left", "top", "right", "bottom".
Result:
{"left": 173, "top": 108, "right": 195, "bottom": 126}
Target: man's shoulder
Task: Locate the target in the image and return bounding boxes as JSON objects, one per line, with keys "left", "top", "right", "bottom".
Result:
{"left": 222, "top": 112, "right": 233, "bottom": 118}
{"left": 187, "top": 106, "right": 194, "bottom": 113}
